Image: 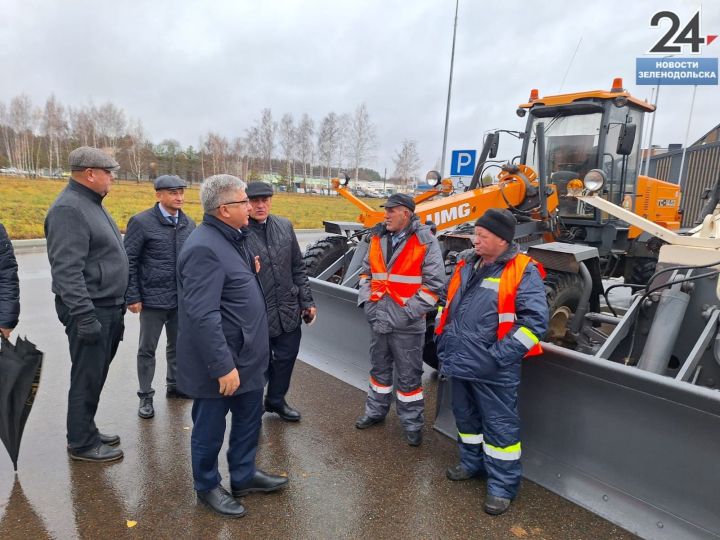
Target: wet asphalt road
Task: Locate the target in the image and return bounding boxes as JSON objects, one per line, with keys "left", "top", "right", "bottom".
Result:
{"left": 0, "top": 241, "right": 635, "bottom": 539}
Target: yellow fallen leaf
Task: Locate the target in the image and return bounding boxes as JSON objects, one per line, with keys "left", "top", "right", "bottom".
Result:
{"left": 127, "top": 520, "right": 137, "bottom": 528}
{"left": 510, "top": 526, "right": 528, "bottom": 537}
{"left": 183, "top": 426, "right": 190, "bottom": 430}
{"left": 279, "top": 471, "right": 288, "bottom": 477}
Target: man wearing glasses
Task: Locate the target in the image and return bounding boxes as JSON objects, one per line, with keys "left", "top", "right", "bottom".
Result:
{"left": 177, "top": 175, "right": 287, "bottom": 518}
{"left": 124, "top": 175, "right": 196, "bottom": 419}
{"left": 45, "top": 146, "right": 129, "bottom": 463}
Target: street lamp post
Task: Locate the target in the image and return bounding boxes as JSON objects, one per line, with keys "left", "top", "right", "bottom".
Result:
{"left": 439, "top": 0, "right": 459, "bottom": 179}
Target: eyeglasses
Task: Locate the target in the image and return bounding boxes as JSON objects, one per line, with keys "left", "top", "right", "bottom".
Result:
{"left": 215, "top": 199, "right": 250, "bottom": 209}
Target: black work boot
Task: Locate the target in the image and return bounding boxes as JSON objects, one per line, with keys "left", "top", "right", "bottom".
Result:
{"left": 446, "top": 464, "right": 475, "bottom": 481}
{"left": 484, "top": 494, "right": 511, "bottom": 515}
{"left": 138, "top": 397, "right": 154, "bottom": 419}
{"left": 355, "top": 414, "right": 384, "bottom": 429}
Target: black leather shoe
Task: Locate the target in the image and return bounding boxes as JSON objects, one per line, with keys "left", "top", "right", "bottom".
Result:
{"left": 405, "top": 430, "right": 422, "bottom": 447}
{"left": 69, "top": 442, "right": 123, "bottom": 463}
{"left": 264, "top": 400, "right": 301, "bottom": 422}
{"left": 99, "top": 433, "right": 120, "bottom": 446}
{"left": 484, "top": 494, "right": 511, "bottom": 515}
{"left": 166, "top": 387, "right": 191, "bottom": 399}
{"left": 138, "top": 397, "right": 154, "bottom": 419}
{"left": 231, "top": 470, "right": 288, "bottom": 497}
{"left": 355, "top": 414, "right": 384, "bottom": 429}
{"left": 446, "top": 464, "right": 481, "bottom": 481}
{"left": 197, "top": 486, "right": 246, "bottom": 518}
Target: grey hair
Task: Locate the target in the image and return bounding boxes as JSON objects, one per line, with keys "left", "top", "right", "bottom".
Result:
{"left": 200, "top": 174, "right": 247, "bottom": 213}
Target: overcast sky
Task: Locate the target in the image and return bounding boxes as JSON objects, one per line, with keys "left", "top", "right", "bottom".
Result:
{"left": 2, "top": 0, "right": 718, "bottom": 177}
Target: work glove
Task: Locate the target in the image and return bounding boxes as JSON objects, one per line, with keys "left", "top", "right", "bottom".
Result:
{"left": 77, "top": 316, "right": 102, "bottom": 344}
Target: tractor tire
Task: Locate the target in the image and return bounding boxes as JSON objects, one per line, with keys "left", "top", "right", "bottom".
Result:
{"left": 544, "top": 271, "right": 584, "bottom": 345}
{"left": 303, "top": 235, "right": 349, "bottom": 283}
{"left": 628, "top": 257, "right": 657, "bottom": 286}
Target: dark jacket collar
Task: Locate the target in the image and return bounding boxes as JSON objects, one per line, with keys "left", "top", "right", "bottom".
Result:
{"left": 248, "top": 215, "right": 272, "bottom": 229}
{"left": 202, "top": 213, "right": 247, "bottom": 244}
{"left": 68, "top": 179, "right": 104, "bottom": 204}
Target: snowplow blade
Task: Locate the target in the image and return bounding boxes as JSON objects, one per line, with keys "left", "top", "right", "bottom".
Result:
{"left": 300, "top": 278, "right": 720, "bottom": 539}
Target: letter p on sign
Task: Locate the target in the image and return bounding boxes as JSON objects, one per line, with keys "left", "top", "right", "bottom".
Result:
{"left": 450, "top": 150, "right": 476, "bottom": 176}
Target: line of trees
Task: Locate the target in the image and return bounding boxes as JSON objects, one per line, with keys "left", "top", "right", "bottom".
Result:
{"left": 0, "top": 94, "right": 399, "bottom": 186}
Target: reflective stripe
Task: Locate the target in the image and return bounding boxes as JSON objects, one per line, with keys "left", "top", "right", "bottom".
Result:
{"left": 396, "top": 388, "right": 424, "bottom": 402}
{"left": 371, "top": 272, "right": 388, "bottom": 280}
{"left": 388, "top": 274, "right": 423, "bottom": 284}
{"left": 458, "top": 432, "right": 483, "bottom": 444}
{"left": 498, "top": 312, "right": 516, "bottom": 324}
{"left": 418, "top": 290, "right": 438, "bottom": 305}
{"left": 481, "top": 278, "right": 500, "bottom": 291}
{"left": 370, "top": 377, "right": 392, "bottom": 394}
{"left": 513, "top": 326, "right": 540, "bottom": 350}
{"left": 484, "top": 442, "right": 521, "bottom": 461}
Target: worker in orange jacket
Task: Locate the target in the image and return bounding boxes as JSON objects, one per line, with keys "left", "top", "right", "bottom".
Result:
{"left": 355, "top": 193, "right": 445, "bottom": 446}
{"left": 436, "top": 208, "right": 548, "bottom": 515}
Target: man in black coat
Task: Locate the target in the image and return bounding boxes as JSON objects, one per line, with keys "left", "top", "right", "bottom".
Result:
{"left": 45, "top": 146, "right": 128, "bottom": 463}
{"left": 0, "top": 222, "right": 20, "bottom": 338}
{"left": 245, "top": 181, "right": 315, "bottom": 422}
{"left": 176, "top": 174, "right": 287, "bottom": 518}
{"left": 124, "top": 175, "right": 196, "bottom": 419}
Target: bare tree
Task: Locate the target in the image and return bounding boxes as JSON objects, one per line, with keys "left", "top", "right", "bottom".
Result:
{"left": 278, "top": 113, "right": 296, "bottom": 183}
{"left": 127, "top": 119, "right": 148, "bottom": 182}
{"left": 348, "top": 103, "right": 377, "bottom": 184}
{"left": 244, "top": 125, "right": 262, "bottom": 180}
{"left": 317, "top": 112, "right": 340, "bottom": 180}
{"left": 229, "top": 137, "right": 245, "bottom": 178}
{"left": 393, "top": 139, "right": 422, "bottom": 190}
{"left": 336, "top": 113, "right": 352, "bottom": 177}
{"left": 296, "top": 114, "right": 314, "bottom": 183}
{"left": 9, "top": 95, "right": 41, "bottom": 175}
{"left": 203, "top": 132, "right": 230, "bottom": 175}
{"left": 94, "top": 102, "right": 126, "bottom": 152}
{"left": 42, "top": 95, "right": 67, "bottom": 174}
{"left": 259, "top": 108, "right": 276, "bottom": 176}
{"left": 68, "top": 105, "right": 97, "bottom": 147}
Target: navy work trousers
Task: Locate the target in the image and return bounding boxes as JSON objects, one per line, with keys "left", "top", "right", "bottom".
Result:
{"left": 451, "top": 377, "right": 522, "bottom": 499}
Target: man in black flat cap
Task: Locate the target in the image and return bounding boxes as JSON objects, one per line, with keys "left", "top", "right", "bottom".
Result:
{"left": 124, "top": 175, "right": 197, "bottom": 419}
{"left": 244, "top": 181, "right": 315, "bottom": 422}
{"left": 45, "top": 146, "right": 128, "bottom": 462}
{"left": 355, "top": 193, "right": 445, "bottom": 446}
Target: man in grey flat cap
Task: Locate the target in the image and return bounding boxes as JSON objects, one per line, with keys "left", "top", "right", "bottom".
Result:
{"left": 45, "top": 146, "right": 128, "bottom": 463}
{"left": 245, "top": 181, "right": 315, "bottom": 422}
{"left": 124, "top": 175, "right": 196, "bottom": 419}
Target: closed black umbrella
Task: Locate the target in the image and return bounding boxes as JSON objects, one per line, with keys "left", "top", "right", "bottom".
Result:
{"left": 0, "top": 336, "right": 43, "bottom": 471}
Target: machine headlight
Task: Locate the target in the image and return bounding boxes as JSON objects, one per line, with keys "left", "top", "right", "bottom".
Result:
{"left": 425, "top": 170, "right": 441, "bottom": 187}
{"left": 583, "top": 169, "right": 606, "bottom": 193}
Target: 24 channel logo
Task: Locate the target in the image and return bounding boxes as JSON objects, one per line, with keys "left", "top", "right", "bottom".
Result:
{"left": 648, "top": 10, "right": 717, "bottom": 54}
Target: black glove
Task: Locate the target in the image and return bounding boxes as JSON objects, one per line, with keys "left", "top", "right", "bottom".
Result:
{"left": 77, "top": 316, "right": 102, "bottom": 344}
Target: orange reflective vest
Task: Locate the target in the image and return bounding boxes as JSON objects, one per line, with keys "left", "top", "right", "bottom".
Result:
{"left": 435, "top": 253, "right": 546, "bottom": 357}
{"left": 363, "top": 234, "right": 439, "bottom": 307}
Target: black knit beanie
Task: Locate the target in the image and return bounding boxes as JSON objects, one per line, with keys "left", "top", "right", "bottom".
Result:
{"left": 474, "top": 208, "right": 516, "bottom": 243}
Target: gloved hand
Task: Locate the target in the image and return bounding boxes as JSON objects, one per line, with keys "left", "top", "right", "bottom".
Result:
{"left": 77, "top": 316, "right": 102, "bottom": 344}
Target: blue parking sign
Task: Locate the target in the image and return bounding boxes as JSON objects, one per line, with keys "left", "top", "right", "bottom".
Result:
{"left": 450, "top": 150, "right": 476, "bottom": 176}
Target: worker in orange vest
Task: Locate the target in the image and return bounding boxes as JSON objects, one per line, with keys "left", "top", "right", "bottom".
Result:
{"left": 435, "top": 208, "right": 548, "bottom": 515}
{"left": 355, "top": 193, "right": 445, "bottom": 446}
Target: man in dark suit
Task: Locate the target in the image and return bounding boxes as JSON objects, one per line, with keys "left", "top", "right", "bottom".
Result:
{"left": 176, "top": 174, "right": 287, "bottom": 518}
{"left": 124, "top": 175, "right": 196, "bottom": 419}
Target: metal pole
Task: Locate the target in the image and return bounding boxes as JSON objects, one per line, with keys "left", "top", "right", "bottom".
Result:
{"left": 439, "top": 0, "right": 459, "bottom": 178}
{"left": 677, "top": 85, "right": 698, "bottom": 189}
{"left": 643, "top": 84, "right": 660, "bottom": 177}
